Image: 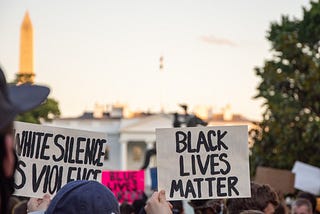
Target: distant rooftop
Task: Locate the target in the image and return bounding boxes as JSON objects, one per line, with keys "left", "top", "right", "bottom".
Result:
{"left": 208, "top": 113, "right": 253, "bottom": 122}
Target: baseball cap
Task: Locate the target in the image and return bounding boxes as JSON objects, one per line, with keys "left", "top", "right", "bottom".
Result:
{"left": 45, "top": 180, "right": 120, "bottom": 214}
{"left": 0, "top": 66, "right": 50, "bottom": 130}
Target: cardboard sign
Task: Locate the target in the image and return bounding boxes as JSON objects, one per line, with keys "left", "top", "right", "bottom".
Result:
{"left": 254, "top": 166, "right": 295, "bottom": 194}
{"left": 292, "top": 161, "right": 320, "bottom": 195}
{"left": 101, "top": 170, "right": 145, "bottom": 203}
{"left": 13, "top": 122, "right": 108, "bottom": 198}
{"left": 156, "top": 125, "right": 251, "bottom": 200}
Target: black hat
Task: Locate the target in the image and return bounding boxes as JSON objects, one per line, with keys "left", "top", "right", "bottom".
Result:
{"left": 0, "top": 67, "right": 50, "bottom": 130}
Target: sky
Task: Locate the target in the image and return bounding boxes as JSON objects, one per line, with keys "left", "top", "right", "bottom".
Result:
{"left": 0, "top": 0, "right": 311, "bottom": 121}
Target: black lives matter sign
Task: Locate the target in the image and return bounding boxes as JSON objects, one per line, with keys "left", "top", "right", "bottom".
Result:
{"left": 156, "top": 125, "right": 251, "bottom": 200}
{"left": 13, "top": 122, "right": 108, "bottom": 198}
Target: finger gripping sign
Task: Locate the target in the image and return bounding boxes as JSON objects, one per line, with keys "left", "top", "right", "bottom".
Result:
{"left": 13, "top": 122, "right": 108, "bottom": 198}
{"left": 156, "top": 125, "right": 251, "bottom": 200}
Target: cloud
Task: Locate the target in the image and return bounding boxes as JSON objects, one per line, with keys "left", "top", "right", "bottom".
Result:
{"left": 200, "top": 35, "right": 237, "bottom": 47}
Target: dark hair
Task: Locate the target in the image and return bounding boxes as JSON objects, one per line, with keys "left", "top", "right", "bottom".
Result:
{"left": 274, "top": 202, "right": 288, "bottom": 214}
{"left": 120, "top": 202, "right": 135, "bottom": 214}
{"left": 132, "top": 193, "right": 147, "bottom": 214}
{"left": 189, "top": 199, "right": 222, "bottom": 214}
{"left": 169, "top": 200, "right": 184, "bottom": 214}
{"left": 292, "top": 198, "right": 313, "bottom": 213}
{"left": 226, "top": 182, "right": 279, "bottom": 214}
{"left": 297, "top": 192, "right": 317, "bottom": 213}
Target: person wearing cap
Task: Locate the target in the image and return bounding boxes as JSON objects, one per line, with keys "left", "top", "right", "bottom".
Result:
{"left": 27, "top": 180, "right": 120, "bottom": 214}
{"left": 0, "top": 66, "right": 50, "bottom": 214}
{"left": 27, "top": 177, "right": 174, "bottom": 214}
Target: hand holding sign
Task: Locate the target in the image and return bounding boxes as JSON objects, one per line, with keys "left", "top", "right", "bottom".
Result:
{"left": 27, "top": 194, "right": 51, "bottom": 212}
{"left": 144, "top": 190, "right": 173, "bottom": 214}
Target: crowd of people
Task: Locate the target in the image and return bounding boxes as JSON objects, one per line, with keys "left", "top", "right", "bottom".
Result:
{"left": 4, "top": 181, "right": 319, "bottom": 214}
{"left": 1, "top": 64, "right": 319, "bottom": 214}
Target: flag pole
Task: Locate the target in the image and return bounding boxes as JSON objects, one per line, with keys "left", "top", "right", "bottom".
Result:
{"left": 159, "top": 55, "right": 164, "bottom": 113}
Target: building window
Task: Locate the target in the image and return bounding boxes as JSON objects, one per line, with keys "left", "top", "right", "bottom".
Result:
{"left": 132, "top": 146, "right": 142, "bottom": 162}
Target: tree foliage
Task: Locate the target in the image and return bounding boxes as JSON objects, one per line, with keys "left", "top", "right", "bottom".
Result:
{"left": 13, "top": 69, "right": 61, "bottom": 124}
{"left": 251, "top": 1, "right": 320, "bottom": 173}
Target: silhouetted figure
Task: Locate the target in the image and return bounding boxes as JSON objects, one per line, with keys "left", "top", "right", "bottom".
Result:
{"left": 185, "top": 115, "right": 208, "bottom": 127}
{"left": 178, "top": 104, "right": 208, "bottom": 127}
{"left": 140, "top": 147, "right": 156, "bottom": 170}
{"left": 0, "top": 66, "right": 50, "bottom": 214}
{"left": 173, "top": 113, "right": 181, "bottom": 127}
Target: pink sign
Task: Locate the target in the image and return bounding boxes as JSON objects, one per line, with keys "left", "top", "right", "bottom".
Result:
{"left": 101, "top": 170, "right": 145, "bottom": 203}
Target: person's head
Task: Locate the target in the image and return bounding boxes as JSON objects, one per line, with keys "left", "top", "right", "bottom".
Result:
{"left": 226, "top": 182, "right": 279, "bottom": 214}
{"left": 291, "top": 198, "right": 313, "bottom": 214}
{"left": 0, "top": 66, "right": 49, "bottom": 213}
{"left": 169, "top": 200, "right": 184, "bottom": 214}
{"left": 274, "top": 202, "right": 289, "bottom": 214}
{"left": 132, "top": 192, "right": 147, "bottom": 213}
{"left": 297, "top": 192, "right": 317, "bottom": 213}
{"left": 120, "top": 202, "right": 134, "bottom": 214}
{"left": 45, "top": 180, "right": 120, "bottom": 214}
{"left": 188, "top": 199, "right": 222, "bottom": 214}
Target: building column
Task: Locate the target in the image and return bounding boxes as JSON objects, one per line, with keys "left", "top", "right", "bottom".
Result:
{"left": 120, "top": 141, "right": 128, "bottom": 170}
{"left": 144, "top": 141, "right": 155, "bottom": 193}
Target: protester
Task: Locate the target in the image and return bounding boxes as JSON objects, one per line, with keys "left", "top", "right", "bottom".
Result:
{"left": 120, "top": 202, "right": 135, "bottom": 214}
{"left": 296, "top": 192, "right": 317, "bottom": 214}
{"left": 132, "top": 193, "right": 148, "bottom": 214}
{"left": 291, "top": 198, "right": 313, "bottom": 214}
{"left": 274, "top": 202, "right": 289, "bottom": 214}
{"left": 0, "top": 66, "right": 49, "bottom": 214}
{"left": 27, "top": 180, "right": 120, "bottom": 214}
{"left": 226, "top": 182, "right": 279, "bottom": 214}
{"left": 188, "top": 199, "right": 223, "bottom": 214}
{"left": 168, "top": 200, "right": 184, "bottom": 214}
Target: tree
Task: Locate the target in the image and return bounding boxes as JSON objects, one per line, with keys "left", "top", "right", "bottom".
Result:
{"left": 16, "top": 98, "right": 60, "bottom": 123}
{"left": 13, "top": 74, "right": 61, "bottom": 123}
{"left": 251, "top": 1, "right": 320, "bottom": 174}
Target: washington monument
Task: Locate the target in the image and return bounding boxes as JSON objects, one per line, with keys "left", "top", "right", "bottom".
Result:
{"left": 17, "top": 11, "right": 34, "bottom": 83}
